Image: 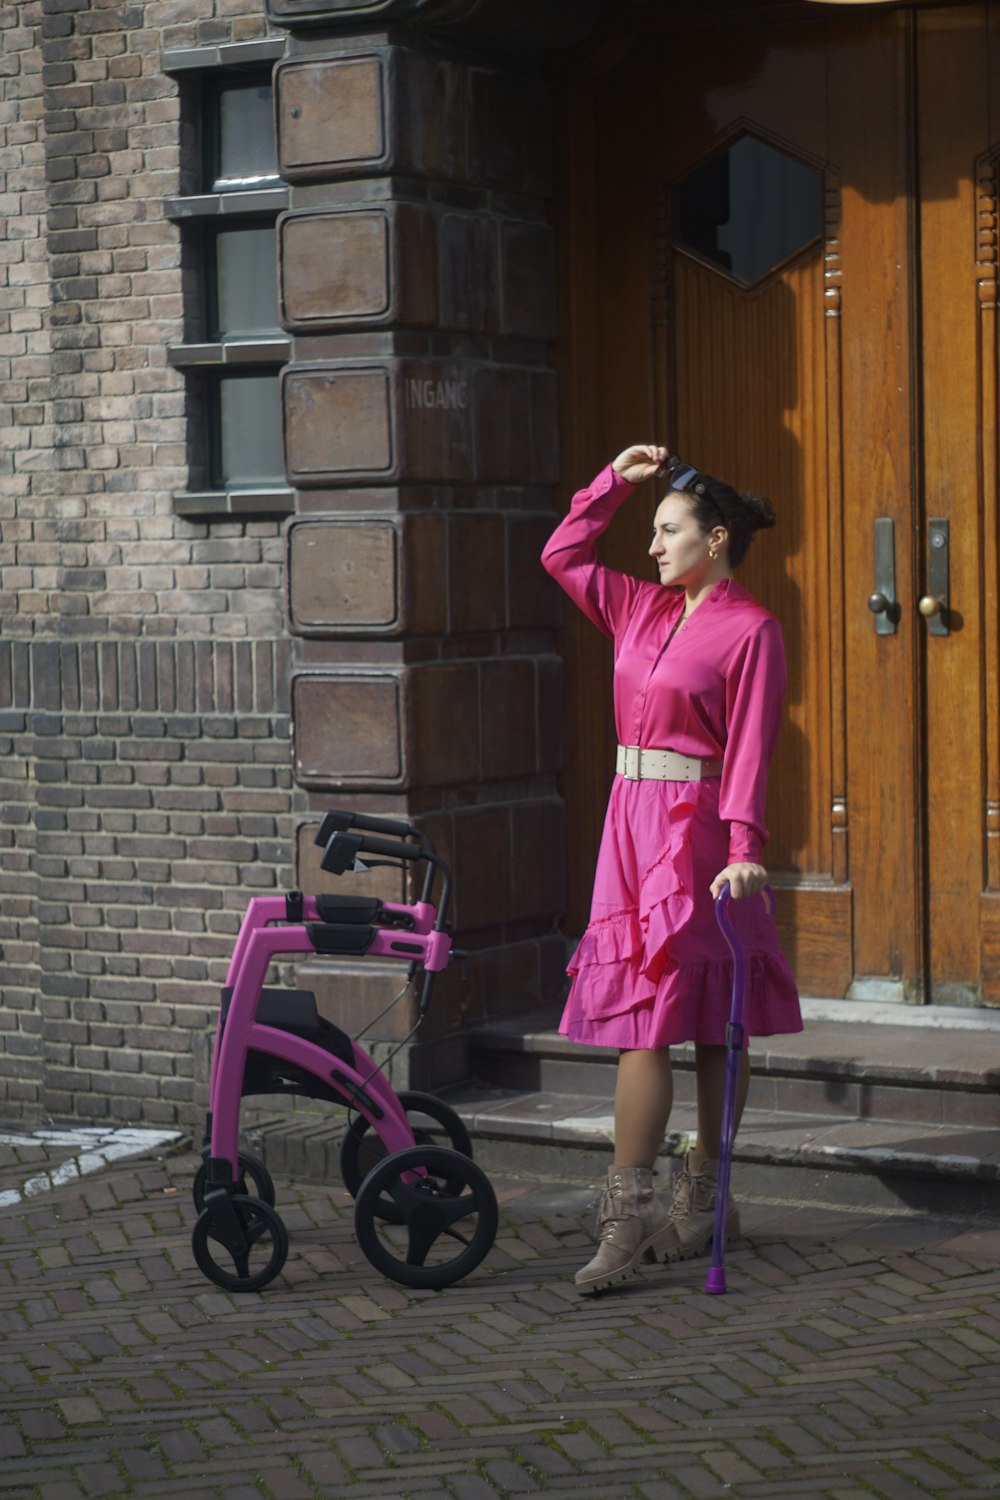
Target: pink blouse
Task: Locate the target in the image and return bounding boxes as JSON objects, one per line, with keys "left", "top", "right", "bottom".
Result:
{"left": 541, "top": 463, "right": 786, "bottom": 864}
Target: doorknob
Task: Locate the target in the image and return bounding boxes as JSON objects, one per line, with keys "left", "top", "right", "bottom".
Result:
{"left": 870, "top": 518, "right": 897, "bottom": 635}
{"left": 922, "top": 519, "right": 949, "bottom": 636}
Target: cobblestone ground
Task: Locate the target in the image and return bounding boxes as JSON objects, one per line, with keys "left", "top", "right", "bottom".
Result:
{"left": 1, "top": 1135, "right": 1000, "bottom": 1500}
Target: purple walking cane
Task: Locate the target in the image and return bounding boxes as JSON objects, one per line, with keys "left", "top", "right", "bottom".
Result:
{"left": 705, "top": 880, "right": 774, "bottom": 1295}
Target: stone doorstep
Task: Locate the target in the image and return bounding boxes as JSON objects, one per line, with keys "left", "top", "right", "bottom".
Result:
{"left": 441, "top": 998, "right": 1000, "bottom": 1215}
{"left": 467, "top": 1001, "right": 1000, "bottom": 1128}
{"left": 442, "top": 1083, "right": 1000, "bottom": 1181}
{"left": 239, "top": 1088, "right": 1000, "bottom": 1220}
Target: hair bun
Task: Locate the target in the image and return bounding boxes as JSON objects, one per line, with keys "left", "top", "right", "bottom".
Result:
{"left": 740, "top": 490, "right": 776, "bottom": 533}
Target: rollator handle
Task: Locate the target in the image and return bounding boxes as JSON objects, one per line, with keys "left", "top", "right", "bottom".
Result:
{"left": 314, "top": 810, "right": 421, "bottom": 845}
{"left": 320, "top": 829, "right": 426, "bottom": 876}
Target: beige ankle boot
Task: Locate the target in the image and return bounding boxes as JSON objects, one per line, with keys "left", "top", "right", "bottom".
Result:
{"left": 655, "top": 1150, "right": 740, "bottom": 1263}
{"left": 574, "top": 1166, "right": 673, "bottom": 1295}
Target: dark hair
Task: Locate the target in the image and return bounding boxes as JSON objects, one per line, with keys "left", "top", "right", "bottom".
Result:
{"left": 658, "top": 455, "right": 775, "bottom": 568}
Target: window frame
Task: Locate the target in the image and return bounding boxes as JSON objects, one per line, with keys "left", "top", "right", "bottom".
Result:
{"left": 163, "top": 39, "right": 293, "bottom": 520}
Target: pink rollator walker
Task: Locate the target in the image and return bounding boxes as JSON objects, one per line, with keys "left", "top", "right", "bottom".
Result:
{"left": 191, "top": 810, "right": 497, "bottom": 1294}
{"left": 705, "top": 881, "right": 773, "bottom": 1295}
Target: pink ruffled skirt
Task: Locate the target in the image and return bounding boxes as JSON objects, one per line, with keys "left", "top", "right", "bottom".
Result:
{"left": 560, "top": 775, "right": 802, "bottom": 1050}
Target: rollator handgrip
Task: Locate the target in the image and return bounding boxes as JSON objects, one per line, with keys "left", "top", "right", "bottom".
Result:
{"left": 314, "top": 810, "right": 417, "bottom": 845}
{"left": 354, "top": 832, "right": 425, "bottom": 862}
{"left": 320, "top": 829, "right": 425, "bottom": 876}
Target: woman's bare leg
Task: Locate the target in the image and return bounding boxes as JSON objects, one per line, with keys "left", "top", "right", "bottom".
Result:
{"left": 574, "top": 1046, "right": 676, "bottom": 1293}
{"left": 692, "top": 1042, "right": 750, "bottom": 1159}
{"left": 613, "top": 1047, "right": 673, "bottom": 1168}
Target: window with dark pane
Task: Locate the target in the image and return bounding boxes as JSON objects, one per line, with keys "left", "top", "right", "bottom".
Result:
{"left": 207, "top": 222, "right": 280, "bottom": 339}
{"left": 211, "top": 370, "right": 285, "bottom": 488}
{"left": 165, "top": 48, "right": 291, "bottom": 514}
{"left": 674, "top": 133, "right": 823, "bottom": 288}
{"left": 205, "top": 76, "right": 280, "bottom": 191}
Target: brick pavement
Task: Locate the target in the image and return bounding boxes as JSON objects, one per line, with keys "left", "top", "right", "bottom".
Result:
{"left": 1, "top": 1133, "right": 1000, "bottom": 1500}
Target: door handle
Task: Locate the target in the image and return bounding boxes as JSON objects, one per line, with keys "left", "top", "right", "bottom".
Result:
{"left": 920, "top": 518, "right": 949, "bottom": 636}
{"left": 868, "top": 517, "right": 897, "bottom": 635}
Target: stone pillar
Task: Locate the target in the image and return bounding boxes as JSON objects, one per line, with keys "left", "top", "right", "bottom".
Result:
{"left": 268, "top": 2, "right": 597, "bottom": 1087}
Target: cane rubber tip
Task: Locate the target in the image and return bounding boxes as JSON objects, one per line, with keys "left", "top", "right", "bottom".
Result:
{"left": 705, "top": 1268, "right": 727, "bottom": 1295}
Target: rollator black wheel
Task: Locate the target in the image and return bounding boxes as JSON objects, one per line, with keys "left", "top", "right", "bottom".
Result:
{"left": 340, "top": 1091, "right": 473, "bottom": 1219}
{"left": 191, "top": 1194, "right": 288, "bottom": 1293}
{"left": 354, "top": 1145, "right": 498, "bottom": 1290}
{"left": 192, "top": 1152, "right": 276, "bottom": 1214}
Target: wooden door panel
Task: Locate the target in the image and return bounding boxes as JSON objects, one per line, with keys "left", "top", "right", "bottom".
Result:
{"left": 652, "top": 12, "right": 918, "bottom": 995}
{"left": 671, "top": 250, "right": 831, "bottom": 877}
{"left": 554, "top": 2, "right": 1000, "bottom": 1007}
{"left": 917, "top": 5, "right": 1000, "bottom": 1003}
{"left": 669, "top": 247, "right": 850, "bottom": 995}
{"left": 831, "top": 13, "right": 922, "bottom": 994}
{"left": 979, "top": 128, "right": 1000, "bottom": 1002}
{"left": 554, "top": 6, "right": 920, "bottom": 995}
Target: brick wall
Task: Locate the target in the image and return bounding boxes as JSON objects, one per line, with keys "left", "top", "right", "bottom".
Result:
{"left": 0, "top": 1, "right": 297, "bottom": 1126}
{"left": 1, "top": 0, "right": 579, "bottom": 1126}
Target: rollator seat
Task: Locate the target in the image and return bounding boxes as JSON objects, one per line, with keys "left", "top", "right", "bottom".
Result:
{"left": 219, "top": 986, "right": 357, "bottom": 1071}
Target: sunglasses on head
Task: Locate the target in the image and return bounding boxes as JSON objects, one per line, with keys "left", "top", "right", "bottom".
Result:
{"left": 656, "top": 456, "right": 710, "bottom": 498}
{"left": 659, "top": 454, "right": 708, "bottom": 497}
{"left": 659, "top": 456, "right": 730, "bottom": 528}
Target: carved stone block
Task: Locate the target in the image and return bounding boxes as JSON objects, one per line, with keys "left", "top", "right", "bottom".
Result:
{"left": 439, "top": 213, "right": 500, "bottom": 333}
{"left": 282, "top": 360, "right": 477, "bottom": 484}
{"left": 282, "top": 365, "right": 393, "bottom": 481}
{"left": 287, "top": 513, "right": 447, "bottom": 636}
{"left": 451, "top": 805, "right": 512, "bottom": 931}
{"left": 288, "top": 518, "right": 397, "bottom": 631}
{"left": 500, "top": 220, "right": 556, "bottom": 338}
{"left": 398, "top": 362, "right": 474, "bottom": 480}
{"left": 278, "top": 204, "right": 438, "bottom": 329}
{"left": 448, "top": 513, "right": 506, "bottom": 633}
{"left": 292, "top": 662, "right": 482, "bottom": 788}
{"left": 480, "top": 658, "right": 537, "bottom": 779}
{"left": 292, "top": 671, "right": 403, "bottom": 785}
{"left": 283, "top": 359, "right": 559, "bottom": 485}
{"left": 408, "top": 663, "right": 480, "bottom": 787}
{"left": 276, "top": 54, "right": 386, "bottom": 179}
{"left": 472, "top": 366, "right": 559, "bottom": 484}
{"left": 274, "top": 45, "right": 469, "bottom": 184}
{"left": 507, "top": 513, "right": 563, "bottom": 630}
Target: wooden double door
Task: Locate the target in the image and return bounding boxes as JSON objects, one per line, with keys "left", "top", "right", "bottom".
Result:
{"left": 555, "top": 2, "right": 1000, "bottom": 1004}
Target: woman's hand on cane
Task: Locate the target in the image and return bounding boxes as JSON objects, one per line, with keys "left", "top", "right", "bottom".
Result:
{"left": 612, "top": 444, "right": 670, "bottom": 486}
{"left": 710, "top": 863, "right": 768, "bottom": 901}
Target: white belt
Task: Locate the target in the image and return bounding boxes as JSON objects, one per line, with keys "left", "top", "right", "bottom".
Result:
{"left": 616, "top": 744, "right": 724, "bottom": 782}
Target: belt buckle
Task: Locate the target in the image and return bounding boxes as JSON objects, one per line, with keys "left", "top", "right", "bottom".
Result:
{"left": 623, "top": 745, "right": 640, "bottom": 780}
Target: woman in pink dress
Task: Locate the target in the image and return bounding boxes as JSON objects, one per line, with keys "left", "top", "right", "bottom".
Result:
{"left": 542, "top": 443, "right": 801, "bottom": 1294}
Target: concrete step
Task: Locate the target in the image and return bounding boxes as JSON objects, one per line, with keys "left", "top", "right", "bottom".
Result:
{"left": 444, "top": 999, "right": 1000, "bottom": 1217}
{"left": 468, "top": 1001, "right": 1000, "bottom": 1128}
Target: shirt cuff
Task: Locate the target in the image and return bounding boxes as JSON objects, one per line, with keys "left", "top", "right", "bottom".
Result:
{"left": 594, "top": 463, "right": 635, "bottom": 499}
{"left": 728, "top": 823, "right": 762, "bottom": 863}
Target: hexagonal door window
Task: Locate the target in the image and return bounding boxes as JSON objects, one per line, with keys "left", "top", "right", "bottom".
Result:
{"left": 673, "top": 132, "right": 823, "bottom": 288}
